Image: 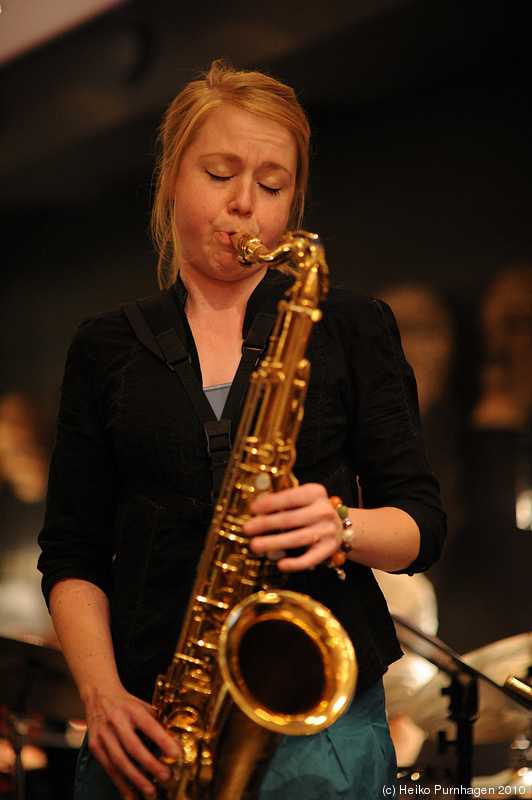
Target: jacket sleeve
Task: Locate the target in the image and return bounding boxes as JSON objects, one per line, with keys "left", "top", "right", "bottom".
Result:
{"left": 349, "top": 296, "right": 447, "bottom": 573}
{"left": 38, "top": 317, "right": 119, "bottom": 604}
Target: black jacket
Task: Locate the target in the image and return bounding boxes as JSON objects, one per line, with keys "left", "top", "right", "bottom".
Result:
{"left": 38, "top": 270, "right": 446, "bottom": 699}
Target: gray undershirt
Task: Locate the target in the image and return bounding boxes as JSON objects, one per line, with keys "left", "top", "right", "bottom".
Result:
{"left": 204, "top": 382, "right": 231, "bottom": 419}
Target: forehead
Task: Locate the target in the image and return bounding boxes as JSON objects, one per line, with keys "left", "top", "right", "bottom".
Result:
{"left": 190, "top": 104, "right": 297, "bottom": 170}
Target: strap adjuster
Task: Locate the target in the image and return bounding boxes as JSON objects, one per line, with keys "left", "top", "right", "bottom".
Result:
{"left": 204, "top": 418, "right": 232, "bottom": 456}
{"left": 156, "top": 329, "right": 190, "bottom": 369}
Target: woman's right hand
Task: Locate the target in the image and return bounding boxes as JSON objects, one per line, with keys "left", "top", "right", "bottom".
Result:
{"left": 84, "top": 684, "right": 181, "bottom": 800}
{"left": 48, "top": 579, "right": 182, "bottom": 798}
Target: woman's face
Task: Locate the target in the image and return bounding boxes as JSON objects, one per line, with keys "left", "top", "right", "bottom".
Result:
{"left": 172, "top": 103, "right": 297, "bottom": 283}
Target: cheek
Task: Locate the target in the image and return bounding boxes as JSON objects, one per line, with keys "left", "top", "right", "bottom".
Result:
{"left": 259, "top": 201, "right": 293, "bottom": 246}
{"left": 173, "top": 191, "right": 208, "bottom": 239}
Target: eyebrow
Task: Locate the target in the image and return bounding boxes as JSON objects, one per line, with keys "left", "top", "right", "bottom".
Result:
{"left": 203, "top": 153, "right": 293, "bottom": 179}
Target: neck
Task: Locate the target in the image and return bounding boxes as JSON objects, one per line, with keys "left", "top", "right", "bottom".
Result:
{"left": 179, "top": 265, "right": 268, "bottom": 315}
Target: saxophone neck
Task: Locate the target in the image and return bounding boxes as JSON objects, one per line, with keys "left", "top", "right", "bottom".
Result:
{"left": 231, "top": 230, "right": 329, "bottom": 303}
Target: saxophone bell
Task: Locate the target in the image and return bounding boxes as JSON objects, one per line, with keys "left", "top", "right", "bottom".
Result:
{"left": 218, "top": 590, "right": 357, "bottom": 734}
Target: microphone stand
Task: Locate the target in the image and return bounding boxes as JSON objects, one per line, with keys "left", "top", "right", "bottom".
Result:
{"left": 438, "top": 674, "right": 478, "bottom": 789}
{"left": 5, "top": 711, "right": 27, "bottom": 800}
{"left": 392, "top": 615, "right": 532, "bottom": 790}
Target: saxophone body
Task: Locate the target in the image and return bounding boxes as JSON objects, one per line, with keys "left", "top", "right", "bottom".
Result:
{"left": 151, "top": 232, "right": 357, "bottom": 800}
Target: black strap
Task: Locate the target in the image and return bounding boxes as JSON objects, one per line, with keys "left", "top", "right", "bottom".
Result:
{"left": 221, "top": 311, "right": 275, "bottom": 421}
{"left": 122, "top": 289, "right": 275, "bottom": 499}
{"left": 124, "top": 291, "right": 218, "bottom": 425}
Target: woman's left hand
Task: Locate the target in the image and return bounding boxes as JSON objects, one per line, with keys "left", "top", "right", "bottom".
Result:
{"left": 242, "top": 483, "right": 343, "bottom": 571}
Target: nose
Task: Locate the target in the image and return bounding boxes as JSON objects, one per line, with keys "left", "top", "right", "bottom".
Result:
{"left": 229, "top": 178, "right": 254, "bottom": 217}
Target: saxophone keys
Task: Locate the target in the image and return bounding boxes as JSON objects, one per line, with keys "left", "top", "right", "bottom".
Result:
{"left": 254, "top": 471, "right": 272, "bottom": 493}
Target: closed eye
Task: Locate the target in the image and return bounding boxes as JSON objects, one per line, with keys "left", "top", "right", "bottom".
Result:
{"left": 206, "top": 171, "right": 230, "bottom": 183}
{"left": 260, "top": 184, "right": 281, "bottom": 196}
{"left": 206, "top": 171, "right": 281, "bottom": 196}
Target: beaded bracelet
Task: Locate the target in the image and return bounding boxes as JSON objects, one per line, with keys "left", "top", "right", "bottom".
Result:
{"left": 328, "top": 495, "right": 355, "bottom": 580}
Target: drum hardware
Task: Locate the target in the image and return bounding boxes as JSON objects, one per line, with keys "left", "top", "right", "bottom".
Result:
{"left": 392, "top": 617, "right": 532, "bottom": 790}
{"left": 1, "top": 711, "right": 34, "bottom": 800}
{"left": 0, "top": 635, "right": 85, "bottom": 799}
{"left": 473, "top": 738, "right": 532, "bottom": 800}
{"left": 397, "top": 765, "right": 455, "bottom": 793}
{"left": 504, "top": 732, "right": 532, "bottom": 796}
{"left": 0, "top": 635, "right": 84, "bottom": 721}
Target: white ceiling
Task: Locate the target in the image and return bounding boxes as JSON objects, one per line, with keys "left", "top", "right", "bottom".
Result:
{"left": 0, "top": 0, "right": 126, "bottom": 65}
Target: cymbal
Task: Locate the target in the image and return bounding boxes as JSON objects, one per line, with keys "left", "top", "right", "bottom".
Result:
{"left": 392, "top": 615, "right": 479, "bottom": 680}
{"left": 406, "top": 632, "right": 532, "bottom": 744}
{"left": 0, "top": 635, "right": 84, "bottom": 721}
{"left": 466, "top": 633, "right": 532, "bottom": 685}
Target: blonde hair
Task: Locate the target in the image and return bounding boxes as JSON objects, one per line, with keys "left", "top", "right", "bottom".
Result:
{"left": 151, "top": 59, "right": 311, "bottom": 288}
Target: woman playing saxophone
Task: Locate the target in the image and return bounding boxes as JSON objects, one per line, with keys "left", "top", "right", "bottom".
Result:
{"left": 38, "top": 59, "right": 446, "bottom": 800}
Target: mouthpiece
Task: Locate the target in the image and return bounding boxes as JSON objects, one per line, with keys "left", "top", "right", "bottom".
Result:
{"left": 230, "top": 233, "right": 269, "bottom": 265}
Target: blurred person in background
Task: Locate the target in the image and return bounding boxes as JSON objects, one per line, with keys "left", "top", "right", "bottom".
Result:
{"left": 471, "top": 262, "right": 532, "bottom": 432}
{"left": 451, "top": 263, "right": 532, "bottom": 652}
{"left": 0, "top": 392, "right": 57, "bottom": 643}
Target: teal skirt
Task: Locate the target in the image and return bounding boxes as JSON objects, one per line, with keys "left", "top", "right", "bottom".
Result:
{"left": 75, "top": 680, "right": 396, "bottom": 800}
{"left": 257, "top": 679, "right": 397, "bottom": 800}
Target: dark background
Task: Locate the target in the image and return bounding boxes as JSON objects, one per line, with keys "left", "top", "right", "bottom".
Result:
{"left": 1, "top": 0, "right": 530, "bottom": 398}
{"left": 0, "top": 0, "right": 530, "bottom": 789}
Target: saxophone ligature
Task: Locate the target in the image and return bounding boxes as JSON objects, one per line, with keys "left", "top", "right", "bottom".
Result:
{"left": 151, "top": 231, "right": 357, "bottom": 800}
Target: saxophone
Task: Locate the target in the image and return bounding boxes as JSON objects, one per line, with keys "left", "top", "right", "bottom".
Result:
{"left": 151, "top": 231, "right": 357, "bottom": 800}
